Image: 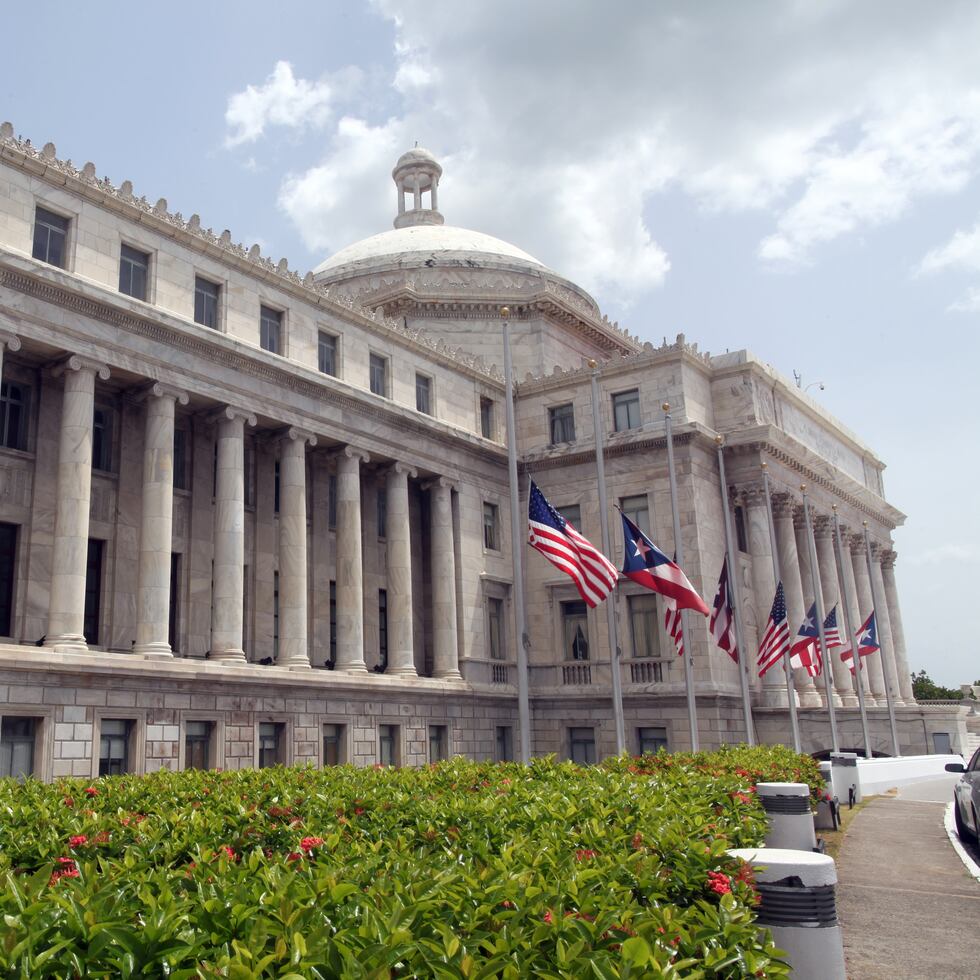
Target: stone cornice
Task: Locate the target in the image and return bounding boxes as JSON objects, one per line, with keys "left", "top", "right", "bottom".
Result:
{"left": 519, "top": 429, "right": 696, "bottom": 473}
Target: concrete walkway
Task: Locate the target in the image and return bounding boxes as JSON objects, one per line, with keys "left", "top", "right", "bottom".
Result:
{"left": 836, "top": 775, "right": 980, "bottom": 979}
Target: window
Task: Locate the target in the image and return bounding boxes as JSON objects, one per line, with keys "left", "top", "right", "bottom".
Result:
{"left": 480, "top": 397, "right": 494, "bottom": 439}
{"left": 168, "top": 554, "right": 181, "bottom": 654}
{"left": 377, "top": 488, "right": 386, "bottom": 538}
{"left": 620, "top": 494, "right": 650, "bottom": 536}
{"left": 637, "top": 726, "right": 668, "bottom": 755}
{"left": 378, "top": 724, "right": 399, "bottom": 766}
{"left": 548, "top": 403, "right": 575, "bottom": 444}
{"left": 562, "top": 601, "right": 589, "bottom": 661}
{"left": 92, "top": 407, "right": 113, "bottom": 472}
{"left": 495, "top": 725, "right": 513, "bottom": 762}
{"left": 613, "top": 389, "right": 641, "bottom": 432}
{"left": 258, "top": 722, "right": 284, "bottom": 768}
{"left": 173, "top": 427, "right": 189, "bottom": 491}
{"left": 119, "top": 244, "right": 150, "bottom": 300}
{"left": 557, "top": 504, "right": 581, "bottom": 528}
{"left": 273, "top": 571, "right": 280, "bottom": 661}
{"left": 629, "top": 594, "right": 662, "bottom": 660}
{"left": 487, "top": 597, "right": 504, "bottom": 661}
{"left": 99, "top": 719, "right": 132, "bottom": 776}
{"left": 569, "top": 727, "right": 596, "bottom": 765}
{"left": 416, "top": 373, "right": 431, "bottom": 414}
{"left": 0, "top": 523, "right": 16, "bottom": 636}
{"left": 260, "top": 306, "right": 282, "bottom": 354}
{"left": 734, "top": 504, "right": 748, "bottom": 554}
{"left": 329, "top": 581, "right": 337, "bottom": 665}
{"left": 244, "top": 441, "right": 256, "bottom": 509}
{"left": 0, "top": 717, "right": 37, "bottom": 779}
{"left": 323, "top": 724, "right": 346, "bottom": 766}
{"left": 369, "top": 353, "right": 387, "bottom": 396}
{"left": 274, "top": 460, "right": 281, "bottom": 514}
{"left": 378, "top": 589, "right": 388, "bottom": 671}
{"left": 428, "top": 724, "right": 449, "bottom": 763}
{"left": 328, "top": 474, "right": 337, "bottom": 529}
{"left": 32, "top": 206, "right": 68, "bottom": 268}
{"left": 184, "top": 720, "right": 212, "bottom": 770}
{"left": 83, "top": 539, "right": 103, "bottom": 646}
{"left": 318, "top": 331, "right": 337, "bottom": 376}
{"left": 0, "top": 382, "right": 30, "bottom": 451}
{"left": 483, "top": 502, "right": 499, "bottom": 551}
{"left": 194, "top": 277, "right": 220, "bottom": 328}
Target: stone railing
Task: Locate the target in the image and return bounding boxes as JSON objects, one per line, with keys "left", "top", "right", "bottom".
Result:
{"left": 627, "top": 659, "right": 667, "bottom": 684}
{"left": 562, "top": 663, "right": 592, "bottom": 686}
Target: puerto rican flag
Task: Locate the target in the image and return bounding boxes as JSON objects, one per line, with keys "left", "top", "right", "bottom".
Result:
{"left": 619, "top": 513, "right": 709, "bottom": 615}
{"left": 709, "top": 558, "right": 739, "bottom": 663}
{"left": 841, "top": 611, "right": 880, "bottom": 673}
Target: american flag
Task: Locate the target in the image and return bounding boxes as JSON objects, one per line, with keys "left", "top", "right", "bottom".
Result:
{"left": 709, "top": 558, "right": 739, "bottom": 663}
{"left": 757, "top": 582, "right": 791, "bottom": 677}
{"left": 527, "top": 481, "right": 618, "bottom": 607}
{"left": 822, "top": 605, "right": 844, "bottom": 650}
{"left": 664, "top": 597, "right": 684, "bottom": 657}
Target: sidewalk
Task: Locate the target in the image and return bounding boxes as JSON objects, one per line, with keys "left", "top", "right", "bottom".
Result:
{"left": 836, "top": 776, "right": 980, "bottom": 979}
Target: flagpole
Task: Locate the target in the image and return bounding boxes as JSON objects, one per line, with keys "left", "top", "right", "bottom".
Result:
{"left": 501, "top": 307, "right": 531, "bottom": 764}
{"left": 589, "top": 360, "right": 626, "bottom": 755}
{"left": 832, "top": 504, "right": 871, "bottom": 759}
{"left": 663, "top": 403, "right": 698, "bottom": 751}
{"left": 761, "top": 461, "right": 801, "bottom": 752}
{"left": 801, "top": 485, "right": 839, "bottom": 753}
{"left": 863, "top": 521, "right": 900, "bottom": 757}
{"left": 715, "top": 437, "right": 755, "bottom": 745}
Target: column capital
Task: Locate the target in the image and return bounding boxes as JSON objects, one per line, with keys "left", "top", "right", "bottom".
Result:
{"left": 423, "top": 475, "right": 457, "bottom": 492}
{"left": 880, "top": 549, "right": 897, "bottom": 569}
{"left": 771, "top": 492, "right": 795, "bottom": 519}
{"left": 279, "top": 426, "right": 317, "bottom": 447}
{"left": 51, "top": 354, "right": 110, "bottom": 381}
{"left": 792, "top": 505, "right": 807, "bottom": 531}
{"left": 0, "top": 330, "right": 21, "bottom": 353}
{"left": 813, "top": 514, "right": 834, "bottom": 539}
{"left": 130, "top": 381, "right": 190, "bottom": 406}
{"left": 330, "top": 445, "right": 370, "bottom": 464}
{"left": 390, "top": 461, "right": 418, "bottom": 480}
{"left": 206, "top": 405, "right": 257, "bottom": 427}
{"left": 738, "top": 484, "right": 768, "bottom": 508}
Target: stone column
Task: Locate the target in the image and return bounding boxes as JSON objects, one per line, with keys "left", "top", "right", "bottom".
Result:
{"left": 210, "top": 406, "right": 255, "bottom": 663}
{"left": 881, "top": 551, "right": 915, "bottom": 703}
{"left": 386, "top": 462, "right": 417, "bottom": 676}
{"left": 428, "top": 476, "right": 461, "bottom": 679}
{"left": 46, "top": 356, "right": 110, "bottom": 651}
{"left": 744, "top": 487, "right": 788, "bottom": 707}
{"left": 278, "top": 428, "right": 317, "bottom": 669}
{"left": 850, "top": 536, "right": 887, "bottom": 702}
{"left": 815, "top": 517, "right": 858, "bottom": 706}
{"left": 838, "top": 529, "right": 877, "bottom": 706}
{"left": 133, "top": 383, "right": 188, "bottom": 658}
{"left": 869, "top": 545, "right": 905, "bottom": 707}
{"left": 773, "top": 496, "right": 822, "bottom": 706}
{"left": 0, "top": 330, "right": 22, "bottom": 384}
{"left": 335, "top": 446, "right": 369, "bottom": 672}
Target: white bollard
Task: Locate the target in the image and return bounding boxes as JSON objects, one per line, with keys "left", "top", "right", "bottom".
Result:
{"left": 756, "top": 782, "right": 817, "bottom": 851}
{"left": 729, "top": 847, "right": 846, "bottom": 980}
{"left": 814, "top": 762, "right": 837, "bottom": 830}
{"left": 830, "top": 752, "right": 861, "bottom": 806}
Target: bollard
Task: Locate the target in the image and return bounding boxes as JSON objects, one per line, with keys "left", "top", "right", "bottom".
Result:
{"left": 756, "top": 782, "right": 817, "bottom": 851}
{"left": 814, "top": 762, "right": 837, "bottom": 831}
{"left": 829, "top": 752, "right": 861, "bottom": 806}
{"left": 729, "top": 847, "right": 846, "bottom": 980}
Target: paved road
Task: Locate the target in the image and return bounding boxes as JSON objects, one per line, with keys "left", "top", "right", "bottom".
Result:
{"left": 901, "top": 774, "right": 980, "bottom": 866}
{"left": 836, "top": 775, "right": 980, "bottom": 979}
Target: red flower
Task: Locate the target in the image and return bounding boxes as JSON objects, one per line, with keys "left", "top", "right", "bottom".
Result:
{"left": 221, "top": 845, "right": 236, "bottom": 861}
{"left": 287, "top": 852, "right": 303, "bottom": 862}
{"left": 575, "top": 848, "right": 597, "bottom": 861}
{"left": 93, "top": 831, "right": 110, "bottom": 844}
{"left": 543, "top": 910, "right": 554, "bottom": 924}
{"left": 354, "top": 807, "right": 365, "bottom": 816}
{"left": 300, "top": 836, "right": 324, "bottom": 852}
{"left": 68, "top": 835, "right": 88, "bottom": 847}
{"left": 706, "top": 871, "right": 732, "bottom": 895}
{"left": 631, "top": 832, "right": 644, "bottom": 850}
{"left": 84, "top": 787, "right": 98, "bottom": 797}
{"left": 57, "top": 856, "right": 76, "bottom": 866}
{"left": 63, "top": 797, "right": 74, "bottom": 808}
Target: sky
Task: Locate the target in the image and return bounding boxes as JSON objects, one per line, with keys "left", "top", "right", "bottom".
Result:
{"left": 2, "top": 0, "right": 978, "bottom": 686}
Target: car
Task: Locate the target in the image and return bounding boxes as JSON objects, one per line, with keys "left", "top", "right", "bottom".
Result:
{"left": 946, "top": 747, "right": 980, "bottom": 845}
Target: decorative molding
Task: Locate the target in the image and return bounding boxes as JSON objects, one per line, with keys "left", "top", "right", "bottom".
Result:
{"left": 51, "top": 353, "right": 110, "bottom": 381}
{"left": 390, "top": 461, "right": 419, "bottom": 480}
{"left": 130, "top": 381, "right": 190, "bottom": 406}
{"left": 206, "top": 405, "right": 257, "bottom": 428}
{"left": 519, "top": 430, "right": 695, "bottom": 473}
{"left": 282, "top": 426, "right": 317, "bottom": 447}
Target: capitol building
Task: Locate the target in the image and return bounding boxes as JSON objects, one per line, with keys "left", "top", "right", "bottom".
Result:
{"left": 0, "top": 124, "right": 967, "bottom": 779}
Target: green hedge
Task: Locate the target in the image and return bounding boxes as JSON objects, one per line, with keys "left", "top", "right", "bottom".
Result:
{"left": 0, "top": 747, "right": 814, "bottom": 978}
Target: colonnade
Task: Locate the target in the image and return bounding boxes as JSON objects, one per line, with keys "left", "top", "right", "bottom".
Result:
{"left": 741, "top": 486, "right": 913, "bottom": 709}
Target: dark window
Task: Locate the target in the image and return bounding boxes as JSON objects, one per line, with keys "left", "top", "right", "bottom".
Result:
{"left": 480, "top": 397, "right": 494, "bottom": 439}
{"left": 274, "top": 460, "right": 280, "bottom": 514}
{"left": 243, "top": 441, "right": 256, "bottom": 509}
{"left": 194, "top": 277, "right": 220, "bottom": 328}
{"left": 119, "top": 244, "right": 150, "bottom": 300}
{"left": 569, "top": 727, "right": 596, "bottom": 765}
{"left": 323, "top": 723, "right": 345, "bottom": 766}
{"left": 637, "top": 726, "right": 668, "bottom": 755}
{"left": 173, "top": 427, "right": 189, "bottom": 491}
{"left": 415, "top": 374, "right": 431, "bottom": 414}
{"left": 487, "top": 597, "right": 504, "bottom": 661}
{"left": 557, "top": 504, "right": 581, "bottom": 528}
{"left": 99, "top": 719, "right": 132, "bottom": 776}
{"left": 318, "top": 331, "right": 337, "bottom": 376}
{"left": 328, "top": 474, "right": 337, "bottom": 529}
{"left": 378, "top": 724, "right": 399, "bottom": 766}
{"left": 329, "top": 581, "right": 337, "bottom": 665}
{"left": 495, "top": 725, "right": 513, "bottom": 762}
{"left": 92, "top": 407, "right": 113, "bottom": 472}
{"left": 734, "top": 504, "right": 748, "bottom": 554}
{"left": 0, "top": 383, "right": 30, "bottom": 451}
{"left": 483, "top": 502, "right": 498, "bottom": 550}
{"left": 620, "top": 494, "right": 650, "bottom": 535}
{"left": 273, "top": 571, "right": 280, "bottom": 662}
{"left": 168, "top": 553, "right": 181, "bottom": 654}
{"left": 369, "top": 354, "right": 387, "bottom": 396}
{"left": 184, "top": 720, "right": 212, "bottom": 770}
{"left": 83, "top": 539, "right": 103, "bottom": 646}
{"left": 0, "top": 523, "right": 16, "bottom": 636}
{"left": 613, "top": 389, "right": 641, "bottom": 432}
{"left": 258, "top": 722, "right": 284, "bottom": 768}
{"left": 378, "top": 589, "right": 388, "bottom": 670}
{"left": 377, "top": 488, "right": 386, "bottom": 538}
{"left": 242, "top": 563, "right": 250, "bottom": 659}
{"left": 260, "top": 306, "right": 282, "bottom": 354}
{"left": 32, "top": 206, "right": 68, "bottom": 268}
{"left": 0, "top": 717, "right": 36, "bottom": 779}
{"left": 428, "top": 724, "right": 448, "bottom": 763}
{"left": 562, "top": 601, "right": 590, "bottom": 661}
{"left": 629, "top": 594, "right": 661, "bottom": 660}
{"left": 548, "top": 403, "right": 575, "bottom": 444}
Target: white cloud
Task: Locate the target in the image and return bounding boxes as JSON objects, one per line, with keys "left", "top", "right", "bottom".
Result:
{"left": 225, "top": 61, "right": 338, "bottom": 147}
{"left": 905, "top": 543, "right": 980, "bottom": 566}
{"left": 949, "top": 286, "right": 980, "bottom": 312}
{"left": 917, "top": 215, "right": 980, "bottom": 312}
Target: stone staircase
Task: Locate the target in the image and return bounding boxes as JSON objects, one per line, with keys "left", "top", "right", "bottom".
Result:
{"left": 964, "top": 730, "right": 980, "bottom": 760}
